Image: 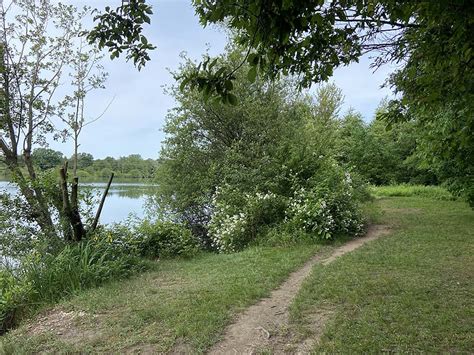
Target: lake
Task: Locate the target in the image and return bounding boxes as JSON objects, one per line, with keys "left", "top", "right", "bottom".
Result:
{"left": 0, "top": 180, "right": 156, "bottom": 225}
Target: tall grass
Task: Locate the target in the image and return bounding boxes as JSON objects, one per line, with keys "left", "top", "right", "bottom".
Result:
{"left": 0, "top": 239, "right": 145, "bottom": 334}
{"left": 369, "top": 184, "right": 455, "bottom": 200}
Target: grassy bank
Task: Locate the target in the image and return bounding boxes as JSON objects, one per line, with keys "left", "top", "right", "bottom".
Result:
{"left": 290, "top": 196, "right": 474, "bottom": 352}
{"left": 1, "top": 243, "right": 329, "bottom": 353}
{"left": 2, "top": 191, "right": 472, "bottom": 353}
{"left": 369, "top": 184, "right": 456, "bottom": 200}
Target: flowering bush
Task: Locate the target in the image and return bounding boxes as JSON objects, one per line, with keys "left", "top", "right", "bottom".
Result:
{"left": 208, "top": 160, "right": 366, "bottom": 251}
{"left": 286, "top": 188, "right": 335, "bottom": 239}
{"left": 286, "top": 162, "right": 365, "bottom": 239}
{"left": 208, "top": 186, "right": 287, "bottom": 252}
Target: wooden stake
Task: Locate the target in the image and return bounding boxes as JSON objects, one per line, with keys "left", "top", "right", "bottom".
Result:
{"left": 91, "top": 172, "right": 114, "bottom": 232}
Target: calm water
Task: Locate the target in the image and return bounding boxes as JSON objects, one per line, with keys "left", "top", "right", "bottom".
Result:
{"left": 0, "top": 180, "right": 156, "bottom": 225}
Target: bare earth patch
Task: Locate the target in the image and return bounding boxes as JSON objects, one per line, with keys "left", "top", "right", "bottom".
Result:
{"left": 25, "top": 309, "right": 101, "bottom": 346}
{"left": 207, "top": 225, "right": 391, "bottom": 354}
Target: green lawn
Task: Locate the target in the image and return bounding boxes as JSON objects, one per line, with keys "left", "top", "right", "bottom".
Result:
{"left": 291, "top": 196, "right": 474, "bottom": 352}
{"left": 1, "top": 243, "right": 329, "bottom": 353}
{"left": 2, "top": 194, "right": 472, "bottom": 353}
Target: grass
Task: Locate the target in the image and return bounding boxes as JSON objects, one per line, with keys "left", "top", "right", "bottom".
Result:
{"left": 0, "top": 239, "right": 145, "bottom": 334}
{"left": 369, "top": 184, "right": 456, "bottom": 200}
{"left": 290, "top": 196, "right": 474, "bottom": 352}
{"left": 1, "top": 243, "right": 329, "bottom": 353}
{"left": 2, "top": 192, "right": 472, "bottom": 353}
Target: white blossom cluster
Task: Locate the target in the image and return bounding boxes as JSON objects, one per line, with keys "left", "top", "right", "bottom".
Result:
{"left": 208, "top": 188, "right": 278, "bottom": 252}
{"left": 286, "top": 188, "right": 335, "bottom": 239}
{"left": 286, "top": 175, "right": 363, "bottom": 239}
{"left": 208, "top": 170, "right": 364, "bottom": 251}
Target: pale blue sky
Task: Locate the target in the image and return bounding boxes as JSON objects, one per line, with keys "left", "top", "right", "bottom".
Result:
{"left": 49, "top": 0, "right": 395, "bottom": 159}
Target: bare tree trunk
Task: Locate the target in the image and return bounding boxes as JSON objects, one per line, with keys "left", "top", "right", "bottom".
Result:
{"left": 59, "top": 162, "right": 85, "bottom": 241}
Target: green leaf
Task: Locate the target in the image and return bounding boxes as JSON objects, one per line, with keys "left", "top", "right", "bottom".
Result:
{"left": 228, "top": 93, "right": 238, "bottom": 106}
{"left": 203, "top": 84, "right": 212, "bottom": 101}
{"left": 247, "top": 66, "right": 257, "bottom": 83}
{"left": 224, "top": 80, "right": 233, "bottom": 91}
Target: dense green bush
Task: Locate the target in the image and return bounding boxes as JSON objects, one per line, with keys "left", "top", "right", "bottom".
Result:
{"left": 98, "top": 219, "right": 200, "bottom": 259}
{"left": 0, "top": 270, "right": 31, "bottom": 333}
{"left": 136, "top": 221, "right": 199, "bottom": 258}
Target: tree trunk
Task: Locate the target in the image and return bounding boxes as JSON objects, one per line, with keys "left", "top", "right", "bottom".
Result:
{"left": 59, "top": 162, "right": 85, "bottom": 241}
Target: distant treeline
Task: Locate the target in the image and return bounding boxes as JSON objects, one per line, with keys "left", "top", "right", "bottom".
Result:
{"left": 0, "top": 150, "right": 158, "bottom": 180}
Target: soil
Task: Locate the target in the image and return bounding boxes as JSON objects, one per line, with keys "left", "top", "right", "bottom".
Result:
{"left": 26, "top": 309, "right": 100, "bottom": 346}
{"left": 207, "top": 225, "right": 391, "bottom": 354}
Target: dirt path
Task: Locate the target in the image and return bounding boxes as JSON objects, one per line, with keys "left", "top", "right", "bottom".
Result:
{"left": 207, "top": 225, "right": 391, "bottom": 354}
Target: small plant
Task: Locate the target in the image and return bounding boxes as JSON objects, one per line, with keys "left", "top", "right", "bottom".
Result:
{"left": 0, "top": 270, "right": 32, "bottom": 334}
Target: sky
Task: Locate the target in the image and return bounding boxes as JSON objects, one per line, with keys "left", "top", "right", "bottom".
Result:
{"left": 48, "top": 0, "right": 396, "bottom": 159}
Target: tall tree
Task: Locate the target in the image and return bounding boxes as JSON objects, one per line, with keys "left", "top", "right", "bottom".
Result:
{"left": 0, "top": 0, "right": 79, "bottom": 232}
{"left": 32, "top": 148, "right": 64, "bottom": 171}
{"left": 90, "top": 0, "right": 473, "bottom": 203}
{"left": 0, "top": 1, "right": 105, "bottom": 240}
{"left": 58, "top": 31, "right": 110, "bottom": 177}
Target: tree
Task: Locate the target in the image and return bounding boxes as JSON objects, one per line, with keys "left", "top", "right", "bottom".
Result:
{"left": 58, "top": 28, "right": 110, "bottom": 177}
{"left": 0, "top": 0, "right": 80, "bottom": 233}
{"left": 0, "top": 1, "right": 108, "bottom": 241}
{"left": 74, "top": 152, "right": 94, "bottom": 170}
{"left": 32, "top": 148, "right": 64, "bottom": 171}
{"left": 154, "top": 47, "right": 348, "bottom": 243}
{"left": 90, "top": 0, "right": 473, "bottom": 203}
{"left": 335, "top": 107, "right": 438, "bottom": 186}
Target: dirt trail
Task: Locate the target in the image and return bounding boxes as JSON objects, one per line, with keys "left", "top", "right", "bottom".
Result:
{"left": 207, "top": 225, "right": 391, "bottom": 355}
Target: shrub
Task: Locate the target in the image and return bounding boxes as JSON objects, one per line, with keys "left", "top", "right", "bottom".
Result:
{"left": 0, "top": 270, "right": 31, "bottom": 334}
{"left": 136, "top": 221, "right": 199, "bottom": 258}
{"left": 208, "top": 187, "right": 287, "bottom": 252}
{"left": 285, "top": 161, "right": 365, "bottom": 240}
